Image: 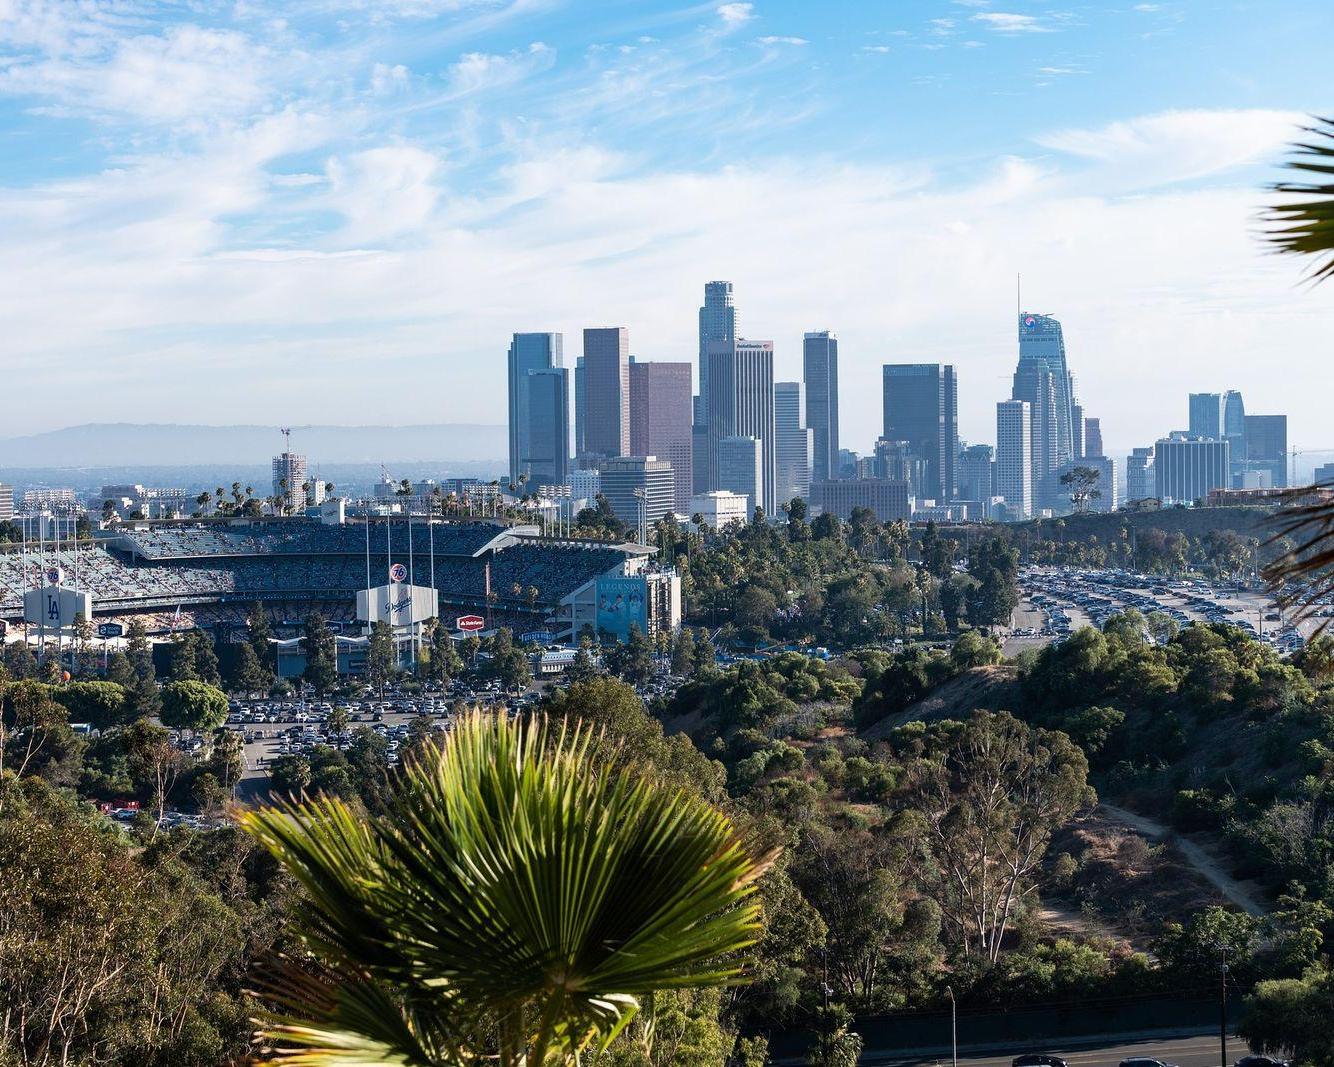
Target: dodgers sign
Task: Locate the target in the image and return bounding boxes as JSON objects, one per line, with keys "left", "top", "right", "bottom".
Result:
{"left": 356, "top": 582, "right": 438, "bottom": 628}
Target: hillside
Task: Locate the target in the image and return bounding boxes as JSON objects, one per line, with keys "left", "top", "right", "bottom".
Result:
{"left": 859, "top": 664, "right": 1020, "bottom": 740}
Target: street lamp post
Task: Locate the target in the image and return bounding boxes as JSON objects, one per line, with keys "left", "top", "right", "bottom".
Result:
{"left": 1220, "top": 948, "right": 1229, "bottom": 1067}
{"left": 946, "top": 986, "right": 957, "bottom": 1067}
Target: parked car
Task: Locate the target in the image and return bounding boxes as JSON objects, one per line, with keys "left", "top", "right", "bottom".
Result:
{"left": 1120, "top": 1059, "right": 1179, "bottom": 1067}
{"left": 1013, "top": 1056, "right": 1068, "bottom": 1067}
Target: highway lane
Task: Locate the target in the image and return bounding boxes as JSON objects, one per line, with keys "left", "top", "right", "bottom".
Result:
{"left": 864, "top": 1031, "right": 1239, "bottom": 1067}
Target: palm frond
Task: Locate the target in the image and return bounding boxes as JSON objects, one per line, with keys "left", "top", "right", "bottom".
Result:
{"left": 1265, "top": 116, "right": 1334, "bottom": 282}
{"left": 240, "top": 710, "right": 771, "bottom": 1066}
{"left": 1264, "top": 485, "right": 1334, "bottom": 630}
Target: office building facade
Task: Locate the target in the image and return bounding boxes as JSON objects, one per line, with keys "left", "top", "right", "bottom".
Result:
{"left": 774, "top": 381, "right": 812, "bottom": 504}
{"left": 1126, "top": 447, "right": 1155, "bottom": 503}
{"left": 582, "top": 327, "right": 630, "bottom": 460}
{"left": 1015, "top": 312, "right": 1077, "bottom": 510}
{"left": 957, "top": 444, "right": 994, "bottom": 504}
{"left": 508, "top": 332, "right": 565, "bottom": 485}
{"left": 717, "top": 436, "right": 764, "bottom": 520}
{"left": 689, "top": 490, "right": 749, "bottom": 529}
{"left": 1244, "top": 414, "right": 1288, "bottom": 488}
{"left": 705, "top": 339, "right": 776, "bottom": 514}
{"left": 882, "top": 363, "right": 957, "bottom": 502}
{"left": 810, "top": 479, "right": 912, "bottom": 522}
{"left": 629, "top": 361, "right": 693, "bottom": 513}
{"left": 995, "top": 400, "right": 1033, "bottom": 520}
{"left": 1083, "top": 417, "right": 1103, "bottom": 459}
{"left": 600, "top": 455, "right": 675, "bottom": 532}
{"left": 1223, "top": 390, "right": 1246, "bottom": 484}
{"left": 1154, "top": 437, "right": 1230, "bottom": 503}
{"left": 803, "top": 331, "right": 840, "bottom": 484}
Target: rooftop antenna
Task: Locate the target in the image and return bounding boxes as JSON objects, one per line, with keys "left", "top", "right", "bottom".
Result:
{"left": 1016, "top": 273, "right": 1022, "bottom": 338}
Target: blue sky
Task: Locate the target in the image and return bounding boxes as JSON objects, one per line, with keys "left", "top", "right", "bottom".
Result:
{"left": 1, "top": 0, "right": 1331, "bottom": 458}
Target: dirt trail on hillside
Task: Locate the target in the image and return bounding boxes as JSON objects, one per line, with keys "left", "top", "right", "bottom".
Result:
{"left": 1098, "top": 803, "right": 1267, "bottom": 917}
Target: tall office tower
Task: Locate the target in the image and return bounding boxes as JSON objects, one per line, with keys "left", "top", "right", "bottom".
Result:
{"left": 1244, "top": 414, "right": 1288, "bottom": 488}
{"left": 802, "top": 331, "right": 840, "bottom": 483}
{"left": 508, "top": 333, "right": 570, "bottom": 491}
{"left": 1084, "top": 417, "right": 1104, "bottom": 458}
{"left": 717, "top": 436, "right": 764, "bottom": 520}
{"left": 995, "top": 400, "right": 1033, "bottom": 520}
{"left": 508, "top": 333, "right": 564, "bottom": 484}
{"left": 881, "top": 364, "right": 957, "bottom": 502}
{"left": 1223, "top": 390, "right": 1246, "bottom": 484}
{"left": 1015, "top": 312, "right": 1076, "bottom": 509}
{"left": 1081, "top": 456, "right": 1119, "bottom": 512}
{"left": 582, "top": 327, "right": 630, "bottom": 460}
{"left": 629, "top": 361, "right": 694, "bottom": 513}
{"left": 1071, "top": 403, "right": 1086, "bottom": 459}
{"left": 1188, "top": 392, "right": 1226, "bottom": 439}
{"left": 272, "top": 451, "right": 308, "bottom": 511}
{"left": 774, "top": 382, "right": 812, "bottom": 504}
{"left": 1314, "top": 462, "right": 1334, "bottom": 486}
{"left": 600, "top": 455, "right": 676, "bottom": 531}
{"left": 705, "top": 339, "right": 776, "bottom": 514}
{"left": 1126, "top": 447, "right": 1155, "bottom": 502}
{"left": 957, "top": 444, "right": 995, "bottom": 503}
{"left": 574, "top": 356, "right": 586, "bottom": 457}
{"left": 1155, "top": 436, "right": 1231, "bottom": 502}
{"left": 697, "top": 281, "right": 736, "bottom": 418}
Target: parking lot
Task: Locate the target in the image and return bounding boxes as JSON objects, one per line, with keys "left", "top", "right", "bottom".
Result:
{"left": 227, "top": 682, "right": 546, "bottom": 799}
{"left": 1006, "top": 566, "right": 1328, "bottom": 655}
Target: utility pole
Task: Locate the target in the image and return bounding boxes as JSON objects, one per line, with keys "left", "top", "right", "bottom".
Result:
{"left": 946, "top": 986, "right": 957, "bottom": 1067}
{"left": 1220, "top": 946, "right": 1229, "bottom": 1067}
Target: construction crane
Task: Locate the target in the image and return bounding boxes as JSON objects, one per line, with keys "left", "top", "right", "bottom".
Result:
{"left": 280, "top": 427, "right": 292, "bottom": 454}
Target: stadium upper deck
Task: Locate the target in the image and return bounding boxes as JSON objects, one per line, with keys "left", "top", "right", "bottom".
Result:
{"left": 0, "top": 519, "right": 637, "bottom": 620}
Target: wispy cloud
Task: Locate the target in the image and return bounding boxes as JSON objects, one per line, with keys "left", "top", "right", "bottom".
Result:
{"left": 972, "top": 12, "right": 1053, "bottom": 33}
{"left": 756, "top": 35, "right": 807, "bottom": 45}
{"left": 716, "top": 3, "right": 754, "bottom": 26}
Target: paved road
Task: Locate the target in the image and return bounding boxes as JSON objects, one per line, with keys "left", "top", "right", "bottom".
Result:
{"left": 864, "top": 1030, "right": 1237, "bottom": 1067}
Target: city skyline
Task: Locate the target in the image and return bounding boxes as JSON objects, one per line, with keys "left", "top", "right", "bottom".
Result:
{"left": 0, "top": 3, "right": 1330, "bottom": 451}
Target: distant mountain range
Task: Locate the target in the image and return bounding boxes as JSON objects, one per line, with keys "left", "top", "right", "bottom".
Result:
{"left": 0, "top": 423, "right": 507, "bottom": 468}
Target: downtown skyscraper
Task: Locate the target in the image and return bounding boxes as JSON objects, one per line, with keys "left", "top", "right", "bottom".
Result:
{"left": 774, "top": 381, "right": 812, "bottom": 505}
{"left": 802, "top": 331, "right": 840, "bottom": 484}
{"left": 1014, "top": 312, "right": 1077, "bottom": 510}
{"left": 697, "top": 281, "right": 736, "bottom": 422}
{"left": 507, "top": 332, "right": 568, "bottom": 489}
{"left": 629, "top": 361, "right": 693, "bottom": 513}
{"left": 995, "top": 400, "right": 1033, "bottom": 519}
{"left": 581, "top": 327, "right": 630, "bottom": 460}
{"left": 881, "top": 363, "right": 957, "bottom": 502}
{"left": 705, "top": 339, "right": 776, "bottom": 515}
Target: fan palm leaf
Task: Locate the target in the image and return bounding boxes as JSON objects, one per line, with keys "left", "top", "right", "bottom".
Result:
{"left": 238, "top": 710, "right": 772, "bottom": 1066}
{"left": 1260, "top": 117, "right": 1334, "bottom": 620}
{"left": 1265, "top": 116, "right": 1334, "bottom": 281}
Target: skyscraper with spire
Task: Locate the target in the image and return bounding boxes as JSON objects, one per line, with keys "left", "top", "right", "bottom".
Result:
{"left": 1014, "top": 312, "right": 1076, "bottom": 511}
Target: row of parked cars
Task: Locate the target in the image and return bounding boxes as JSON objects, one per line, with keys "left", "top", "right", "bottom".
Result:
{"left": 1015, "top": 1055, "right": 1287, "bottom": 1067}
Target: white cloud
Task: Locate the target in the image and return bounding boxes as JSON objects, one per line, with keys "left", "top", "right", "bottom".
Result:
{"left": 324, "top": 144, "right": 441, "bottom": 242}
{"left": 756, "top": 35, "right": 807, "bottom": 45}
{"left": 716, "top": 3, "right": 754, "bottom": 26}
{"left": 1036, "top": 108, "right": 1302, "bottom": 186}
{"left": 861, "top": 45, "right": 891, "bottom": 53}
{"left": 446, "top": 41, "right": 553, "bottom": 96}
{"left": 972, "top": 12, "right": 1052, "bottom": 33}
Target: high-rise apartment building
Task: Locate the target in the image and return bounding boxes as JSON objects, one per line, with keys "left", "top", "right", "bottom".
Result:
{"left": 881, "top": 364, "right": 957, "bottom": 502}
{"left": 272, "top": 452, "right": 308, "bottom": 511}
{"left": 1244, "top": 414, "right": 1288, "bottom": 488}
{"left": 774, "top": 382, "right": 812, "bottom": 505}
{"left": 582, "top": 327, "right": 630, "bottom": 460}
{"left": 1015, "top": 312, "right": 1077, "bottom": 510}
{"left": 705, "top": 339, "right": 776, "bottom": 514}
{"left": 600, "top": 455, "right": 675, "bottom": 532}
{"left": 1126, "top": 447, "right": 1155, "bottom": 502}
{"left": 0, "top": 483, "right": 13, "bottom": 522}
{"left": 995, "top": 400, "right": 1033, "bottom": 520}
{"left": 957, "top": 444, "right": 994, "bottom": 503}
{"left": 697, "top": 281, "right": 736, "bottom": 418}
{"left": 629, "top": 361, "right": 693, "bottom": 514}
{"left": 803, "top": 331, "right": 840, "bottom": 484}
{"left": 1155, "top": 436, "right": 1230, "bottom": 503}
{"left": 717, "top": 436, "right": 764, "bottom": 520}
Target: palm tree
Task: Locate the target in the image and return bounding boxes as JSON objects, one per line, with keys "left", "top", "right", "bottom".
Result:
{"left": 239, "top": 711, "right": 769, "bottom": 1067}
{"left": 1262, "top": 117, "right": 1334, "bottom": 622}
